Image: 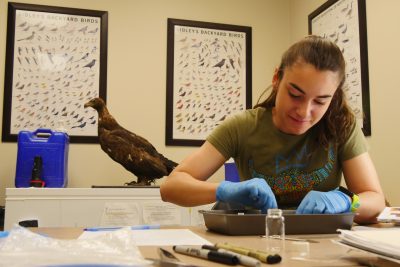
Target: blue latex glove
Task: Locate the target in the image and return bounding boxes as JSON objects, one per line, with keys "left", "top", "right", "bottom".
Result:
{"left": 216, "top": 178, "right": 277, "bottom": 213}
{"left": 296, "top": 189, "right": 351, "bottom": 214}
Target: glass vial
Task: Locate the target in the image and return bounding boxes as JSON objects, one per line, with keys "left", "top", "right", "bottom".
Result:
{"left": 266, "top": 208, "right": 285, "bottom": 253}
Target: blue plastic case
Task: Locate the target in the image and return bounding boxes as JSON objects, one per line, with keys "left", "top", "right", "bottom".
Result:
{"left": 15, "top": 128, "right": 69, "bottom": 188}
{"left": 224, "top": 162, "right": 240, "bottom": 182}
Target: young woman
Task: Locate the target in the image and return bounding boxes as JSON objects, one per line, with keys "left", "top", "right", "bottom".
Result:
{"left": 160, "top": 36, "right": 385, "bottom": 224}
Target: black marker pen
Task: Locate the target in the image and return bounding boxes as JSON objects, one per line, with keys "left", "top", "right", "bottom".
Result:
{"left": 173, "top": 245, "right": 239, "bottom": 265}
{"left": 202, "top": 245, "right": 261, "bottom": 267}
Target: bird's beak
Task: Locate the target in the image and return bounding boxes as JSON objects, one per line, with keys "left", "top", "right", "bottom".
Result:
{"left": 84, "top": 102, "right": 91, "bottom": 108}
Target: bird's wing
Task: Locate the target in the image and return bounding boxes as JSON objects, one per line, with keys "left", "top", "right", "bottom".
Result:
{"left": 114, "top": 126, "right": 160, "bottom": 156}
{"left": 100, "top": 129, "right": 168, "bottom": 178}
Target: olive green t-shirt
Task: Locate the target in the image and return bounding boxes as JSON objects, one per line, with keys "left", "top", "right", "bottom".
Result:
{"left": 207, "top": 107, "right": 368, "bottom": 207}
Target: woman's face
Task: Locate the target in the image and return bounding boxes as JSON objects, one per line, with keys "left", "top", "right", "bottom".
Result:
{"left": 272, "top": 61, "right": 340, "bottom": 135}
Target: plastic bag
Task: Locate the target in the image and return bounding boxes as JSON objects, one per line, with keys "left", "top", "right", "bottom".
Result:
{"left": 0, "top": 225, "right": 151, "bottom": 266}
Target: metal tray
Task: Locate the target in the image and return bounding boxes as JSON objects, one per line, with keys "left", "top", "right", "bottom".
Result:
{"left": 199, "top": 209, "right": 355, "bottom": 235}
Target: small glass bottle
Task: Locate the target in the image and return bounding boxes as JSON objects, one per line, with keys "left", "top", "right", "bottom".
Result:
{"left": 266, "top": 208, "right": 285, "bottom": 253}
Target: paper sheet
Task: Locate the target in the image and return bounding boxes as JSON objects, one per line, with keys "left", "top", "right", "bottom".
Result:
{"left": 377, "top": 207, "right": 400, "bottom": 224}
{"left": 100, "top": 202, "right": 140, "bottom": 226}
{"left": 333, "top": 240, "right": 400, "bottom": 264}
{"left": 142, "top": 202, "right": 182, "bottom": 225}
{"left": 79, "top": 229, "right": 212, "bottom": 246}
{"left": 337, "top": 228, "right": 400, "bottom": 262}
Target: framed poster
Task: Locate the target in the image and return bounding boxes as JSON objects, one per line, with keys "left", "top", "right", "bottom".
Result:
{"left": 2, "top": 2, "right": 108, "bottom": 143}
{"left": 166, "top": 18, "right": 252, "bottom": 146}
{"left": 309, "top": 0, "right": 371, "bottom": 135}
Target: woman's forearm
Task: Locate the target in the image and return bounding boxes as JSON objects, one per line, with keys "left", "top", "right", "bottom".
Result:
{"left": 160, "top": 171, "right": 219, "bottom": 207}
{"left": 354, "top": 191, "right": 386, "bottom": 224}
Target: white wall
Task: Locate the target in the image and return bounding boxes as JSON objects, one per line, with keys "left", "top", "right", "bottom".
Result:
{"left": 0, "top": 0, "right": 291, "bottom": 205}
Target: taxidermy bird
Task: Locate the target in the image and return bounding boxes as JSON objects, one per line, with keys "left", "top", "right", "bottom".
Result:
{"left": 84, "top": 97, "right": 178, "bottom": 186}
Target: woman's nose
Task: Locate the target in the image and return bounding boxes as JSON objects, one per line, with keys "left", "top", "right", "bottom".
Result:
{"left": 296, "top": 102, "right": 312, "bottom": 118}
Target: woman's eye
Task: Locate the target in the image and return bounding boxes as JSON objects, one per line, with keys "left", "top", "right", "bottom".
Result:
{"left": 314, "top": 100, "right": 326, "bottom": 105}
{"left": 288, "top": 92, "right": 300, "bottom": 98}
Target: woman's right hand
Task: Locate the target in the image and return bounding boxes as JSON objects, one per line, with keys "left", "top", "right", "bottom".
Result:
{"left": 216, "top": 178, "right": 277, "bottom": 212}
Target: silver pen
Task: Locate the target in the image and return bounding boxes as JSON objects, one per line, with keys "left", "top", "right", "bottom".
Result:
{"left": 269, "top": 236, "right": 319, "bottom": 243}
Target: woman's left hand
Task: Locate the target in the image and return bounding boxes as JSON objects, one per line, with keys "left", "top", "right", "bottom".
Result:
{"left": 296, "top": 189, "right": 351, "bottom": 214}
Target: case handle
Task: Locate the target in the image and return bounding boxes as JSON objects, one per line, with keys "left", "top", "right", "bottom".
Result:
{"left": 33, "top": 128, "right": 53, "bottom": 138}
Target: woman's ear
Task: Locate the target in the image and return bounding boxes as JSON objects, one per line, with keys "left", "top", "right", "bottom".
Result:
{"left": 272, "top": 68, "right": 280, "bottom": 89}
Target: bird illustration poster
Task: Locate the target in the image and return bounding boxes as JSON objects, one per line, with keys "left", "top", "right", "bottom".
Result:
{"left": 309, "top": 0, "right": 371, "bottom": 135}
{"left": 2, "top": 3, "right": 108, "bottom": 143}
{"left": 166, "top": 19, "right": 252, "bottom": 146}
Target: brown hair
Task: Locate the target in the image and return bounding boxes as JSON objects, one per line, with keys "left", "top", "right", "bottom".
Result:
{"left": 254, "top": 35, "right": 355, "bottom": 147}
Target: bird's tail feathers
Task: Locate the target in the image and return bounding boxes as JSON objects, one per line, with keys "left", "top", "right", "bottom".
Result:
{"left": 161, "top": 155, "right": 178, "bottom": 174}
